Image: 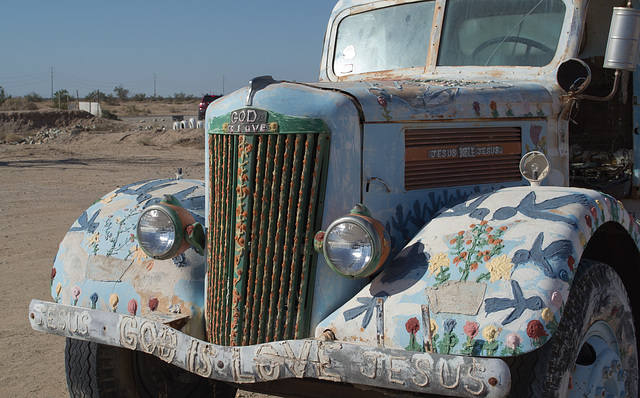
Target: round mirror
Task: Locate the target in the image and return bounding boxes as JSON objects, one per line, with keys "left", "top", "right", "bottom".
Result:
{"left": 519, "top": 151, "right": 549, "bottom": 185}
{"left": 557, "top": 58, "right": 592, "bottom": 94}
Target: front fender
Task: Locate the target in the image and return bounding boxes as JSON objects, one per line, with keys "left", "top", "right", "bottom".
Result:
{"left": 316, "top": 186, "right": 639, "bottom": 356}
{"left": 50, "top": 179, "right": 207, "bottom": 339}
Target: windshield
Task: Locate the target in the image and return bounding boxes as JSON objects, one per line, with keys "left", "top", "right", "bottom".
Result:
{"left": 439, "top": 0, "right": 566, "bottom": 66}
{"left": 332, "top": 0, "right": 566, "bottom": 76}
{"left": 333, "top": 1, "right": 436, "bottom": 76}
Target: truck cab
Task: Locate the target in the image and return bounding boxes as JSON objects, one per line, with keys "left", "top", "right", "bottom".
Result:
{"left": 30, "top": 1, "right": 639, "bottom": 397}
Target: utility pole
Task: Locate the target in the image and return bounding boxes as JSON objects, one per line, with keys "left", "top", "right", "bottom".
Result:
{"left": 222, "top": 75, "right": 225, "bottom": 95}
{"left": 154, "top": 74, "right": 156, "bottom": 97}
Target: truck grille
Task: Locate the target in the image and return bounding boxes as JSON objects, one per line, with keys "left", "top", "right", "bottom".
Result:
{"left": 206, "top": 132, "right": 329, "bottom": 346}
{"left": 405, "top": 127, "right": 522, "bottom": 190}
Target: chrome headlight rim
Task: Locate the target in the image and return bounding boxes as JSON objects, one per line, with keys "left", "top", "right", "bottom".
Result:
{"left": 323, "top": 214, "right": 385, "bottom": 279}
{"left": 136, "top": 204, "right": 184, "bottom": 260}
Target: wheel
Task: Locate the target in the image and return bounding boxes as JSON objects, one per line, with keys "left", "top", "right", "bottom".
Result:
{"left": 65, "top": 338, "right": 236, "bottom": 397}
{"left": 472, "top": 36, "right": 554, "bottom": 58}
{"left": 507, "top": 260, "right": 638, "bottom": 397}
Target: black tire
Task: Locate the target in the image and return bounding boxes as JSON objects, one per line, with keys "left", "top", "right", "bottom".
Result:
{"left": 65, "top": 338, "right": 236, "bottom": 397}
{"left": 507, "top": 260, "right": 638, "bottom": 397}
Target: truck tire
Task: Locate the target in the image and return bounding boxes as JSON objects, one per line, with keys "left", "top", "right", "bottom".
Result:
{"left": 65, "top": 338, "right": 236, "bottom": 397}
{"left": 508, "top": 259, "right": 638, "bottom": 397}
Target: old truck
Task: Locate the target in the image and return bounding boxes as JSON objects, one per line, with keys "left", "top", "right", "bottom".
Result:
{"left": 29, "top": 0, "right": 640, "bottom": 397}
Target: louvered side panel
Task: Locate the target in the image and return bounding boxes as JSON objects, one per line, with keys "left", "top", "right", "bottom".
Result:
{"left": 405, "top": 128, "right": 522, "bottom": 190}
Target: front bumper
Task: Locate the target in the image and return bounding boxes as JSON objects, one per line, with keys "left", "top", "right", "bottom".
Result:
{"left": 29, "top": 299, "right": 511, "bottom": 397}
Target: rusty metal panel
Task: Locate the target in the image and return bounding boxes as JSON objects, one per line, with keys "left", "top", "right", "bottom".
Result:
{"left": 207, "top": 132, "right": 328, "bottom": 346}
{"left": 405, "top": 127, "right": 522, "bottom": 190}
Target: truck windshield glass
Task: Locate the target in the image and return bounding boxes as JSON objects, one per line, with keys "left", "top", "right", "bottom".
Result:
{"left": 438, "top": 0, "right": 566, "bottom": 66}
{"left": 333, "top": 2, "right": 435, "bottom": 76}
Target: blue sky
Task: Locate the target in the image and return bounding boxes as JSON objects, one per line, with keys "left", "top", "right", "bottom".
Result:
{"left": 0, "top": 1, "right": 337, "bottom": 98}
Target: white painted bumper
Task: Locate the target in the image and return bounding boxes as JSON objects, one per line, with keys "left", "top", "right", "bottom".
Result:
{"left": 29, "top": 299, "right": 511, "bottom": 397}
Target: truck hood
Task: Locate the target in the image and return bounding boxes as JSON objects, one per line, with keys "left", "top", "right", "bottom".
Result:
{"left": 307, "top": 79, "right": 554, "bottom": 122}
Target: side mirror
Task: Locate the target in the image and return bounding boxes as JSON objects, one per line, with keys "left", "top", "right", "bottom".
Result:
{"left": 604, "top": 7, "right": 640, "bottom": 71}
{"left": 558, "top": 6, "right": 640, "bottom": 101}
{"left": 519, "top": 151, "right": 549, "bottom": 187}
{"left": 557, "top": 58, "right": 592, "bottom": 94}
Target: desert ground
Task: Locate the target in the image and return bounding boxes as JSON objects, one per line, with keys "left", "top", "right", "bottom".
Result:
{"left": 0, "top": 104, "right": 267, "bottom": 397}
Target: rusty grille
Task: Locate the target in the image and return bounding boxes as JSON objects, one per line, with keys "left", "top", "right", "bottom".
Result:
{"left": 206, "top": 132, "right": 329, "bottom": 346}
{"left": 405, "top": 127, "right": 522, "bottom": 190}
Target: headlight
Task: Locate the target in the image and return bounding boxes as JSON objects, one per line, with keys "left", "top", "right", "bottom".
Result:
{"left": 137, "top": 205, "right": 184, "bottom": 260}
{"left": 322, "top": 212, "right": 389, "bottom": 279}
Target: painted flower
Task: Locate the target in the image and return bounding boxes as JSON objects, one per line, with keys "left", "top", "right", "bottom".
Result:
{"left": 482, "top": 325, "right": 501, "bottom": 355}
{"left": 86, "top": 232, "right": 101, "bottom": 246}
{"left": 550, "top": 291, "right": 563, "bottom": 308}
{"left": 596, "top": 199, "right": 604, "bottom": 211}
{"left": 90, "top": 293, "right": 98, "bottom": 309}
{"left": 463, "top": 321, "right": 479, "bottom": 339}
{"left": 131, "top": 246, "right": 148, "bottom": 265}
{"left": 377, "top": 96, "right": 388, "bottom": 108}
{"left": 590, "top": 206, "right": 598, "bottom": 219}
{"left": 428, "top": 252, "right": 450, "bottom": 277}
{"left": 482, "top": 324, "right": 499, "bottom": 342}
{"left": 505, "top": 332, "right": 522, "bottom": 349}
{"left": 405, "top": 317, "right": 424, "bottom": 352}
{"left": 526, "top": 320, "right": 548, "bottom": 340}
{"left": 71, "top": 286, "right": 81, "bottom": 305}
{"left": 486, "top": 254, "right": 513, "bottom": 282}
{"left": 541, "top": 307, "right": 554, "bottom": 322}
{"left": 100, "top": 192, "right": 117, "bottom": 204}
{"left": 579, "top": 232, "right": 587, "bottom": 247}
{"left": 529, "top": 125, "right": 542, "bottom": 146}
{"left": 473, "top": 101, "right": 481, "bottom": 115}
{"left": 443, "top": 318, "right": 457, "bottom": 334}
{"left": 109, "top": 293, "right": 119, "bottom": 312}
{"left": 148, "top": 297, "right": 159, "bottom": 311}
{"left": 405, "top": 317, "right": 420, "bottom": 334}
{"left": 55, "top": 282, "right": 62, "bottom": 302}
{"left": 127, "top": 299, "right": 138, "bottom": 316}
{"left": 489, "top": 101, "right": 497, "bottom": 111}
{"left": 51, "top": 268, "right": 56, "bottom": 280}
{"left": 567, "top": 256, "right": 575, "bottom": 272}
{"left": 438, "top": 318, "right": 459, "bottom": 354}
{"left": 585, "top": 215, "right": 592, "bottom": 228}
{"left": 429, "top": 319, "right": 438, "bottom": 336}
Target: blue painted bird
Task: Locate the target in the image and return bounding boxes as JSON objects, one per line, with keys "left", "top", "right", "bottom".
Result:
{"left": 116, "top": 179, "right": 176, "bottom": 204}
{"left": 484, "top": 279, "right": 544, "bottom": 325}
{"left": 69, "top": 209, "right": 101, "bottom": 233}
{"left": 491, "top": 191, "right": 590, "bottom": 228}
{"left": 512, "top": 232, "right": 573, "bottom": 280}
{"left": 438, "top": 193, "right": 491, "bottom": 220}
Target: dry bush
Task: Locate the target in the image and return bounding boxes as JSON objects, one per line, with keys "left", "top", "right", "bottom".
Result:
{"left": 123, "top": 105, "right": 150, "bottom": 116}
{"left": 0, "top": 131, "right": 23, "bottom": 143}
{"left": 1, "top": 97, "right": 38, "bottom": 111}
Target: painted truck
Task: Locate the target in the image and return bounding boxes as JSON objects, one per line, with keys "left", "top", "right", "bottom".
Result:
{"left": 29, "top": 0, "right": 640, "bottom": 397}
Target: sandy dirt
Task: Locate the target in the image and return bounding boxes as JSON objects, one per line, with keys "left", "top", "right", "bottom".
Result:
{"left": 0, "top": 109, "right": 266, "bottom": 397}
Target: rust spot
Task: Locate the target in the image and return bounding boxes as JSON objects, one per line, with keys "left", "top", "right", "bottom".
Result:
{"left": 488, "top": 377, "right": 498, "bottom": 387}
